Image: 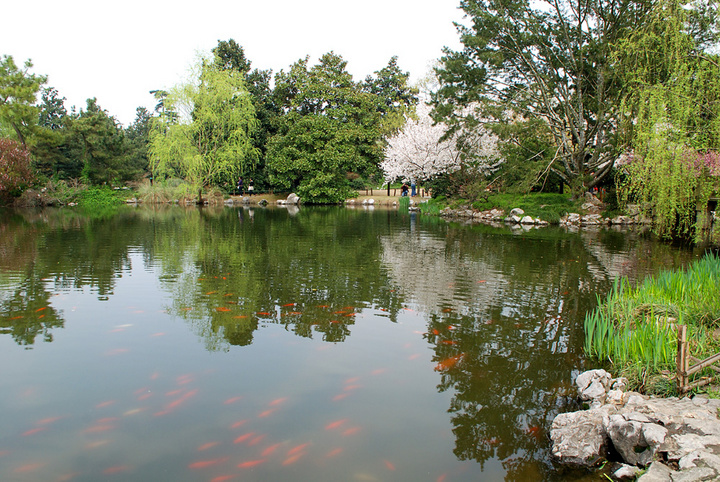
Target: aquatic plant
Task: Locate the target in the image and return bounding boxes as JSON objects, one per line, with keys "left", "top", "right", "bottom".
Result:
{"left": 584, "top": 252, "right": 720, "bottom": 393}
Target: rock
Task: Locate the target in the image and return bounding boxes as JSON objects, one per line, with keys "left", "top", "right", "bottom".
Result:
{"left": 258, "top": 199, "right": 268, "bottom": 206}
{"left": 504, "top": 215, "right": 522, "bottom": 224}
{"left": 614, "top": 463, "right": 641, "bottom": 479}
{"left": 576, "top": 369, "right": 612, "bottom": 402}
{"left": 286, "top": 193, "right": 300, "bottom": 205}
{"left": 362, "top": 198, "right": 375, "bottom": 205}
{"left": 550, "top": 408, "right": 611, "bottom": 467}
{"left": 520, "top": 215, "right": 535, "bottom": 224}
{"left": 566, "top": 213, "right": 581, "bottom": 224}
{"left": 637, "top": 461, "right": 674, "bottom": 481}
{"left": 582, "top": 214, "right": 604, "bottom": 225}
{"left": 510, "top": 208, "right": 525, "bottom": 216}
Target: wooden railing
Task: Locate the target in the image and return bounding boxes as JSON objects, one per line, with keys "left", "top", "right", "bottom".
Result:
{"left": 677, "top": 324, "right": 720, "bottom": 393}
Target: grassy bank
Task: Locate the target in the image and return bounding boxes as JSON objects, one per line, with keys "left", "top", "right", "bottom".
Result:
{"left": 584, "top": 252, "right": 720, "bottom": 395}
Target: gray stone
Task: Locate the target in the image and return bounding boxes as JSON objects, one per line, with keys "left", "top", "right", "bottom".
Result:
{"left": 608, "top": 417, "right": 654, "bottom": 466}
{"left": 520, "top": 215, "right": 535, "bottom": 224}
{"left": 669, "top": 467, "right": 717, "bottom": 481}
{"left": 286, "top": 193, "right": 300, "bottom": 205}
{"left": 614, "top": 464, "right": 641, "bottom": 479}
{"left": 550, "top": 408, "right": 610, "bottom": 467}
{"left": 510, "top": 208, "right": 525, "bottom": 216}
{"left": 638, "top": 461, "right": 674, "bottom": 482}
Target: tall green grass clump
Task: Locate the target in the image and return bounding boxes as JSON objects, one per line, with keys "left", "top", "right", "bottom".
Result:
{"left": 419, "top": 198, "right": 442, "bottom": 215}
{"left": 585, "top": 252, "right": 720, "bottom": 394}
{"left": 398, "top": 196, "right": 410, "bottom": 213}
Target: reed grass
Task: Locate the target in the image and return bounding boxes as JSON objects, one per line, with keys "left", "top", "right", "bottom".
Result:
{"left": 584, "top": 252, "right": 720, "bottom": 394}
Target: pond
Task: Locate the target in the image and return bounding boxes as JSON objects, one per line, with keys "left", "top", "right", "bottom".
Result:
{"left": 0, "top": 205, "right": 700, "bottom": 481}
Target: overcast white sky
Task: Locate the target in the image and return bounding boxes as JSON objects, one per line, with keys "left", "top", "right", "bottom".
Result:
{"left": 3, "top": 0, "right": 464, "bottom": 126}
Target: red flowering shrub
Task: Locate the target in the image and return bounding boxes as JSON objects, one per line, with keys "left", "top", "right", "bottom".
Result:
{"left": 0, "top": 138, "right": 34, "bottom": 200}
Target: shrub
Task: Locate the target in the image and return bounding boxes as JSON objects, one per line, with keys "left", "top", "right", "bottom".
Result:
{"left": 0, "top": 138, "right": 34, "bottom": 202}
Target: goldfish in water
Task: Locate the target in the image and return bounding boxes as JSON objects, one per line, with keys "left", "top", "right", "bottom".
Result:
{"left": 434, "top": 354, "right": 463, "bottom": 371}
{"left": 237, "top": 459, "right": 266, "bottom": 469}
{"left": 188, "top": 457, "right": 228, "bottom": 469}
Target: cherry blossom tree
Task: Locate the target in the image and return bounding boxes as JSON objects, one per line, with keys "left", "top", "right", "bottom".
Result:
{"left": 381, "top": 102, "right": 501, "bottom": 184}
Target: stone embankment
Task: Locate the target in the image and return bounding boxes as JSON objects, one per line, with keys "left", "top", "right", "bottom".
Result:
{"left": 551, "top": 369, "right": 720, "bottom": 481}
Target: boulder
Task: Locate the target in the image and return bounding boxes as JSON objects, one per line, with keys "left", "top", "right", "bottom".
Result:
{"left": 520, "top": 215, "right": 535, "bottom": 225}
{"left": 286, "top": 193, "right": 300, "bottom": 205}
{"left": 550, "top": 408, "right": 611, "bottom": 466}
{"left": 510, "top": 208, "right": 525, "bottom": 216}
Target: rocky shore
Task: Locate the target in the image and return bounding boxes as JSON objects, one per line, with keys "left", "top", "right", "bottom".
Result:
{"left": 551, "top": 369, "right": 720, "bottom": 481}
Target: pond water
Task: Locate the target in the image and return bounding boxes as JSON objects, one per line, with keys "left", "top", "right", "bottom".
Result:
{"left": 0, "top": 205, "right": 700, "bottom": 481}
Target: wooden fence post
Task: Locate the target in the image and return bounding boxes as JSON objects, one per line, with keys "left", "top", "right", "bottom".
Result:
{"left": 677, "top": 324, "right": 688, "bottom": 393}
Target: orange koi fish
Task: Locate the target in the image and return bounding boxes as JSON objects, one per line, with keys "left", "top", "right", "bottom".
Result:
{"left": 332, "top": 393, "right": 348, "bottom": 401}
{"left": 205, "top": 291, "right": 217, "bottom": 295}
{"left": 166, "top": 389, "right": 198, "bottom": 409}
{"left": 233, "top": 315, "right": 248, "bottom": 319}
{"left": 83, "top": 424, "right": 115, "bottom": 434}
{"left": 257, "top": 312, "right": 271, "bottom": 316}
{"left": 282, "top": 453, "right": 303, "bottom": 465}
{"left": 384, "top": 460, "right": 396, "bottom": 471}
{"left": 95, "top": 400, "right": 115, "bottom": 408}
{"left": 211, "top": 476, "right": 237, "bottom": 482}
{"left": 36, "top": 416, "right": 63, "bottom": 425}
{"left": 188, "top": 457, "right": 229, "bottom": 469}
{"left": 223, "top": 396, "right": 242, "bottom": 405}
{"left": 95, "top": 417, "right": 119, "bottom": 424}
{"left": 324, "top": 419, "right": 347, "bottom": 430}
{"left": 434, "top": 354, "right": 463, "bottom": 371}
{"left": 342, "top": 427, "right": 361, "bottom": 436}
{"left": 371, "top": 368, "right": 387, "bottom": 375}
{"left": 287, "top": 443, "right": 309, "bottom": 456}
{"left": 325, "top": 448, "right": 343, "bottom": 458}
{"left": 103, "top": 466, "right": 131, "bottom": 475}
{"left": 35, "top": 307, "right": 47, "bottom": 312}
{"left": 22, "top": 427, "right": 47, "bottom": 436}
{"left": 10, "top": 316, "right": 23, "bottom": 320}
{"left": 258, "top": 409, "right": 276, "bottom": 418}
{"left": 233, "top": 432, "right": 256, "bottom": 444}
{"left": 216, "top": 307, "right": 231, "bottom": 312}
{"left": 197, "top": 442, "right": 219, "bottom": 451}
{"left": 261, "top": 442, "right": 283, "bottom": 457}
{"left": 282, "top": 303, "right": 296, "bottom": 307}
{"left": 230, "top": 420, "right": 248, "bottom": 429}
{"left": 13, "top": 462, "right": 45, "bottom": 473}
{"left": 317, "top": 305, "right": 329, "bottom": 308}
{"left": 237, "top": 459, "right": 266, "bottom": 469}
{"left": 150, "top": 332, "right": 165, "bottom": 337}
{"left": 269, "top": 397, "right": 287, "bottom": 406}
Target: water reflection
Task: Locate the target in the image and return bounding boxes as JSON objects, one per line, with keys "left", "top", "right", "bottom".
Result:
{"left": 0, "top": 205, "right": 700, "bottom": 480}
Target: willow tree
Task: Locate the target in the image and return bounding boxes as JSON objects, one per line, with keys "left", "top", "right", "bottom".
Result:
{"left": 616, "top": 0, "right": 720, "bottom": 239}
{"left": 149, "top": 60, "right": 258, "bottom": 202}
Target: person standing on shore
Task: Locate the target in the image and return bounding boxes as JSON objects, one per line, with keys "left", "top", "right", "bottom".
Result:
{"left": 248, "top": 178, "right": 254, "bottom": 196}
{"left": 237, "top": 177, "right": 244, "bottom": 195}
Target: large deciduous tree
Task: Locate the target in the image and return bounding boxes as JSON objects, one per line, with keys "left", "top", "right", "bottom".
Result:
{"left": 433, "top": 0, "right": 653, "bottom": 197}
{"left": 266, "top": 53, "right": 417, "bottom": 203}
{"left": 149, "top": 59, "right": 258, "bottom": 202}
{"left": 0, "top": 55, "right": 46, "bottom": 149}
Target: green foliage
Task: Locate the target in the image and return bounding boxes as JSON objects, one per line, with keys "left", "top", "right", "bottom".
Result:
{"left": 77, "top": 186, "right": 124, "bottom": 208}
{"left": 418, "top": 198, "right": 442, "bottom": 215}
{"left": 0, "top": 55, "right": 46, "bottom": 148}
{"left": 266, "top": 52, "right": 416, "bottom": 204}
{"left": 469, "top": 193, "right": 579, "bottom": 223}
{"left": 64, "top": 98, "right": 126, "bottom": 185}
{"left": 616, "top": 0, "right": 720, "bottom": 240}
{"left": 433, "top": 0, "right": 649, "bottom": 197}
{"left": 398, "top": 196, "right": 410, "bottom": 213}
{"left": 585, "top": 252, "right": 720, "bottom": 394}
{"left": 149, "top": 59, "right": 259, "bottom": 201}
